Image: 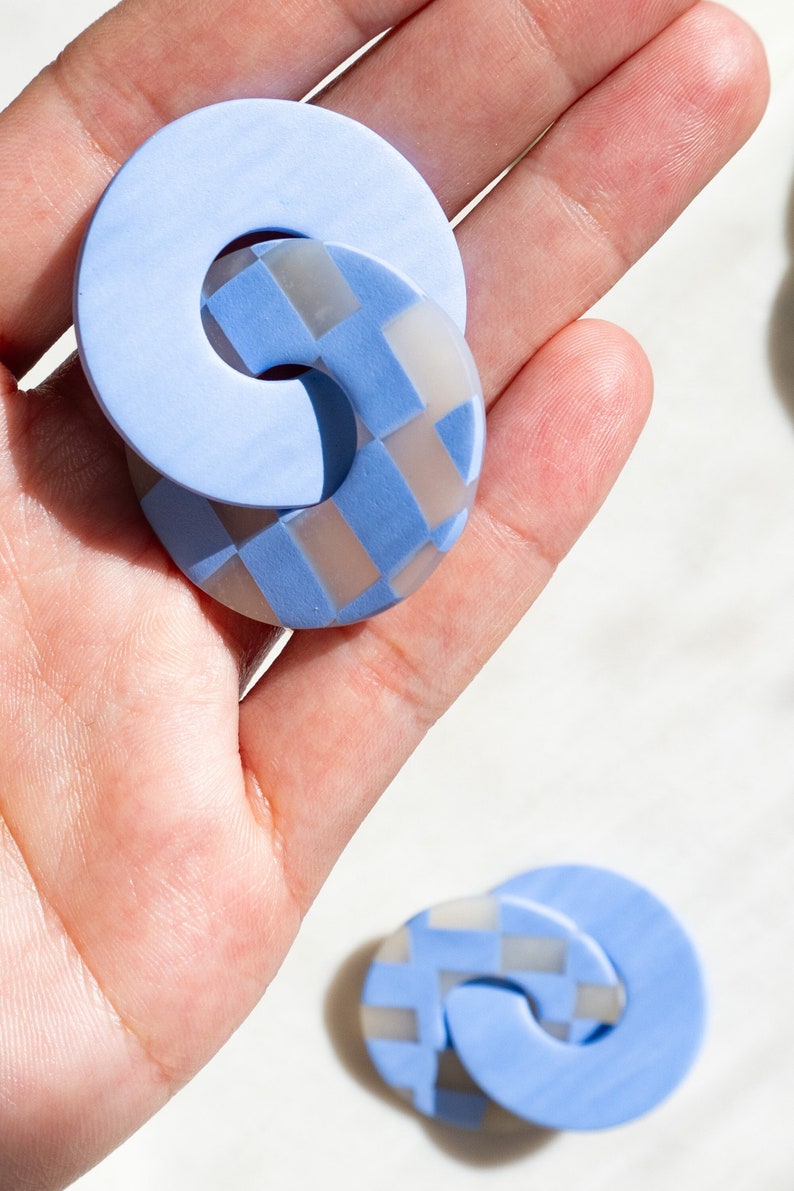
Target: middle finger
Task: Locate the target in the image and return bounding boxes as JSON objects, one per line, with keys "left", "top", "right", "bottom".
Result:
{"left": 320, "top": 0, "right": 698, "bottom": 215}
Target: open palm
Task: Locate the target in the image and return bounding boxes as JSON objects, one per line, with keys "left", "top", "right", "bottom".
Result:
{"left": 0, "top": 0, "right": 767, "bottom": 1186}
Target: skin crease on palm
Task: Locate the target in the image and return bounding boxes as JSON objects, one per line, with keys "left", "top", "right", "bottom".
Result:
{"left": 0, "top": 0, "right": 769, "bottom": 1186}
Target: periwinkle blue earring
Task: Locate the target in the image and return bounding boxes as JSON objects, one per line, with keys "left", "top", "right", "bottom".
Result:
{"left": 74, "top": 100, "right": 484, "bottom": 629}
{"left": 361, "top": 866, "right": 706, "bottom": 1132}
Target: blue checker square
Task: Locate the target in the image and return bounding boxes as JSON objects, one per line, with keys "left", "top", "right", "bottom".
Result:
{"left": 238, "top": 522, "right": 335, "bottom": 629}
{"left": 435, "top": 399, "right": 486, "bottom": 484}
{"left": 431, "top": 509, "right": 469, "bottom": 553}
{"left": 363, "top": 961, "right": 439, "bottom": 1012}
{"left": 203, "top": 259, "right": 319, "bottom": 376}
{"left": 366, "top": 1039, "right": 439, "bottom": 1109}
{"left": 333, "top": 440, "right": 430, "bottom": 575}
{"left": 326, "top": 244, "right": 420, "bottom": 328}
{"left": 337, "top": 578, "right": 400, "bottom": 625}
{"left": 364, "top": 962, "right": 447, "bottom": 1049}
{"left": 410, "top": 922, "right": 502, "bottom": 974}
{"left": 318, "top": 312, "right": 426, "bottom": 439}
{"left": 141, "top": 481, "right": 235, "bottom": 583}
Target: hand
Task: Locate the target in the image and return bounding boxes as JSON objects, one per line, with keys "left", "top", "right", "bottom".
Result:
{"left": 0, "top": 1, "right": 767, "bottom": 1186}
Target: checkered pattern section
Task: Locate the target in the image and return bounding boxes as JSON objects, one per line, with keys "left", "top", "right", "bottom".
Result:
{"left": 360, "top": 893, "right": 624, "bottom": 1132}
{"left": 131, "top": 238, "right": 485, "bottom": 630}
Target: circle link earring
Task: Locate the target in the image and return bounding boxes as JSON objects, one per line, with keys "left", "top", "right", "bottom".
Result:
{"left": 75, "top": 99, "right": 484, "bottom": 629}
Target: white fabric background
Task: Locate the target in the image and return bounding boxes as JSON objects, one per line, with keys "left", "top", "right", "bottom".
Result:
{"left": 1, "top": 1, "right": 792, "bottom": 1187}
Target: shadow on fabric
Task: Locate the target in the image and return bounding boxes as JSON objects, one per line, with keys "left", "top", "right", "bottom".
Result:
{"left": 769, "top": 167, "right": 794, "bottom": 421}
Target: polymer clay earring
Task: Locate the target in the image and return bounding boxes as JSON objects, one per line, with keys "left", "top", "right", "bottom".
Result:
{"left": 360, "top": 866, "right": 706, "bottom": 1132}
{"left": 74, "top": 100, "right": 484, "bottom": 629}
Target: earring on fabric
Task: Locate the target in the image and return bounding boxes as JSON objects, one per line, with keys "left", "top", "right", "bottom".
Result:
{"left": 360, "top": 865, "right": 706, "bottom": 1132}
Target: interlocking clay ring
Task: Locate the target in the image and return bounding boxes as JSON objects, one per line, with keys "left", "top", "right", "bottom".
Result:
{"left": 75, "top": 100, "right": 484, "bottom": 629}
{"left": 361, "top": 865, "right": 706, "bottom": 1132}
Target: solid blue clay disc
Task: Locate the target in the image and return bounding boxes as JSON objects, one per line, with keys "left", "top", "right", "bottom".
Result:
{"left": 443, "top": 866, "right": 707, "bottom": 1130}
{"left": 74, "top": 99, "right": 466, "bottom": 509}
